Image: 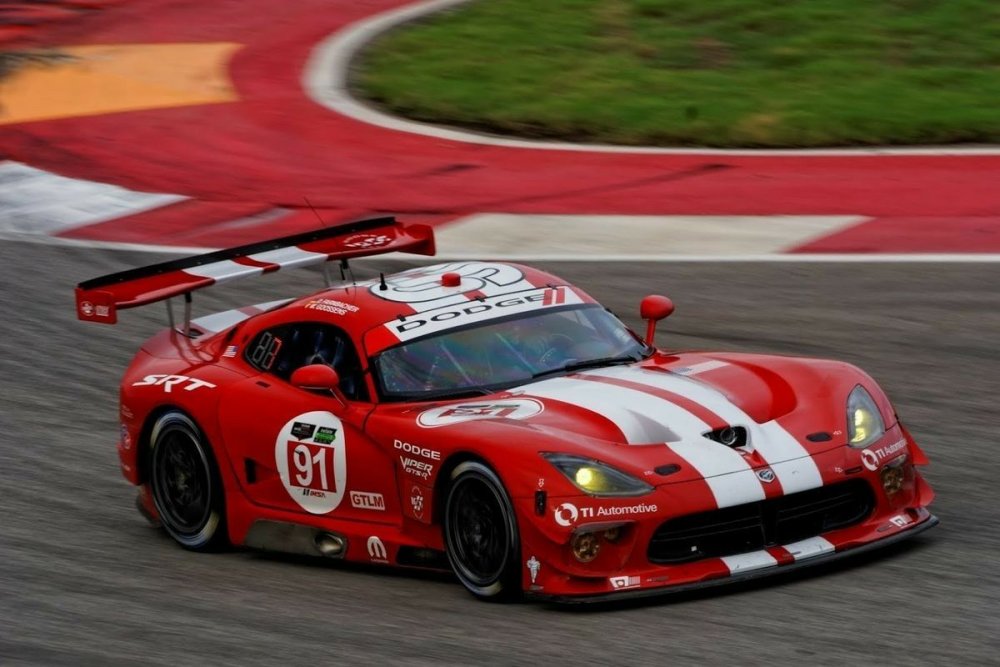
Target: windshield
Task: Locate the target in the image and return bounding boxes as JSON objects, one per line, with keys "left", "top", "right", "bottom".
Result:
{"left": 373, "top": 305, "right": 648, "bottom": 401}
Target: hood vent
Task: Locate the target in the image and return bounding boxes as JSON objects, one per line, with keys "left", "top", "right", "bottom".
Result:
{"left": 703, "top": 426, "right": 748, "bottom": 448}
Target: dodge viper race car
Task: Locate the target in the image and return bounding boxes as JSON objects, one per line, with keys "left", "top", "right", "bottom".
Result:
{"left": 75, "top": 217, "right": 937, "bottom": 602}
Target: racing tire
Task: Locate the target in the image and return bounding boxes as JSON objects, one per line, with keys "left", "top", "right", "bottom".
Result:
{"left": 444, "top": 461, "right": 521, "bottom": 601}
{"left": 148, "top": 411, "right": 227, "bottom": 551}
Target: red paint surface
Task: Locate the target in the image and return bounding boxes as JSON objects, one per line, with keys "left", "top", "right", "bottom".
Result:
{"left": 1, "top": 0, "right": 998, "bottom": 250}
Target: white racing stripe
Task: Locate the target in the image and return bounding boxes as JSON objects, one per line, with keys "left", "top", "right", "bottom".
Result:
{"left": 525, "top": 375, "right": 767, "bottom": 507}
{"left": 526, "top": 376, "right": 710, "bottom": 443}
{"left": 192, "top": 309, "right": 255, "bottom": 333}
{"left": 665, "top": 441, "right": 766, "bottom": 508}
{"left": 783, "top": 536, "right": 836, "bottom": 560}
{"left": 184, "top": 260, "right": 264, "bottom": 281}
{"left": 587, "top": 365, "right": 825, "bottom": 494}
{"left": 722, "top": 536, "right": 836, "bottom": 575}
{"left": 674, "top": 360, "right": 728, "bottom": 376}
{"left": 722, "top": 550, "right": 778, "bottom": 574}
{"left": 249, "top": 246, "right": 328, "bottom": 268}
{"left": 191, "top": 298, "right": 294, "bottom": 333}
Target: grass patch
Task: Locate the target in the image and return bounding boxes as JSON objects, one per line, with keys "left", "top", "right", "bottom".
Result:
{"left": 355, "top": 0, "right": 1000, "bottom": 147}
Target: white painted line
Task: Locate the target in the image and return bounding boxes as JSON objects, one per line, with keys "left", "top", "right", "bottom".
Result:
{"left": 0, "top": 161, "right": 184, "bottom": 235}
{"left": 303, "top": 0, "right": 1000, "bottom": 157}
{"left": 3, "top": 229, "right": 1000, "bottom": 262}
{"left": 434, "top": 213, "right": 868, "bottom": 257}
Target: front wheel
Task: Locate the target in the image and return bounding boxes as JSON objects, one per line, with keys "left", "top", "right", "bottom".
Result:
{"left": 148, "top": 411, "right": 227, "bottom": 550}
{"left": 443, "top": 461, "right": 521, "bottom": 601}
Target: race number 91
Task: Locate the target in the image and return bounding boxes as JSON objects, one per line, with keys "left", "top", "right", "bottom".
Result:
{"left": 275, "top": 411, "right": 347, "bottom": 514}
{"left": 287, "top": 441, "right": 335, "bottom": 492}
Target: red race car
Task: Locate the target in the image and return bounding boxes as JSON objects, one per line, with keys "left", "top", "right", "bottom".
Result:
{"left": 76, "top": 217, "right": 937, "bottom": 602}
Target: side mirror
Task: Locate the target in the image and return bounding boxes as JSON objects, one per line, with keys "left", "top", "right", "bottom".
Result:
{"left": 639, "top": 295, "right": 674, "bottom": 347}
{"left": 290, "top": 364, "right": 346, "bottom": 407}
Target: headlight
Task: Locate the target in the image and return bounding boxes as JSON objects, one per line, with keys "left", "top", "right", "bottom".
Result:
{"left": 847, "top": 385, "right": 885, "bottom": 448}
{"left": 542, "top": 453, "right": 653, "bottom": 497}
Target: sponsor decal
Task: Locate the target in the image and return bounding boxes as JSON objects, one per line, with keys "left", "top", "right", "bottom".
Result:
{"left": 401, "top": 457, "right": 434, "bottom": 480}
{"left": 410, "top": 486, "right": 425, "bottom": 519}
{"left": 418, "top": 399, "right": 544, "bottom": 428}
{"left": 609, "top": 575, "right": 641, "bottom": 590}
{"left": 554, "top": 501, "right": 657, "bottom": 527}
{"left": 351, "top": 491, "right": 386, "bottom": 511}
{"left": 371, "top": 262, "right": 525, "bottom": 305}
{"left": 554, "top": 502, "right": 580, "bottom": 528}
{"left": 291, "top": 421, "right": 316, "bottom": 440}
{"left": 222, "top": 344, "right": 239, "bottom": 358}
{"left": 393, "top": 439, "right": 441, "bottom": 460}
{"left": 395, "top": 441, "right": 438, "bottom": 479}
{"left": 344, "top": 233, "right": 392, "bottom": 249}
{"left": 304, "top": 298, "right": 360, "bottom": 316}
{"left": 314, "top": 426, "right": 337, "bottom": 445}
{"left": 132, "top": 374, "right": 216, "bottom": 393}
{"left": 889, "top": 514, "right": 912, "bottom": 528}
{"left": 366, "top": 535, "right": 388, "bottom": 563}
{"left": 526, "top": 556, "right": 541, "bottom": 584}
{"left": 861, "top": 438, "right": 907, "bottom": 472}
{"left": 79, "top": 301, "right": 112, "bottom": 318}
{"left": 119, "top": 425, "right": 132, "bottom": 451}
{"left": 756, "top": 468, "right": 776, "bottom": 483}
{"left": 275, "top": 411, "right": 347, "bottom": 515}
{"left": 386, "top": 286, "right": 583, "bottom": 341}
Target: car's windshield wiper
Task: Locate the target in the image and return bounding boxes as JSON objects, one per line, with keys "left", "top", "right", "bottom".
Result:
{"left": 387, "top": 386, "right": 495, "bottom": 402}
{"left": 530, "top": 354, "right": 642, "bottom": 381}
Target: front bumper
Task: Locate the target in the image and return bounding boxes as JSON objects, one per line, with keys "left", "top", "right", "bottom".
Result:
{"left": 516, "top": 433, "right": 936, "bottom": 601}
{"left": 529, "top": 511, "right": 938, "bottom": 604}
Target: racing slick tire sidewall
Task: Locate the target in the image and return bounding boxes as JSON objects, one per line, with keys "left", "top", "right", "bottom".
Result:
{"left": 444, "top": 461, "right": 521, "bottom": 601}
{"left": 148, "top": 411, "right": 227, "bottom": 551}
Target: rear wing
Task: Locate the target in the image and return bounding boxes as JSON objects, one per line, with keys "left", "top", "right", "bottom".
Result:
{"left": 74, "top": 216, "right": 435, "bottom": 325}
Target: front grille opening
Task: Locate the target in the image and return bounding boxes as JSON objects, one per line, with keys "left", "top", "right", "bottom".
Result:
{"left": 704, "top": 426, "right": 748, "bottom": 448}
{"left": 648, "top": 480, "right": 875, "bottom": 565}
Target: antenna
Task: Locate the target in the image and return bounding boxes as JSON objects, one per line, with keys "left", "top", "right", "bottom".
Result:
{"left": 378, "top": 272, "right": 388, "bottom": 291}
{"left": 303, "top": 196, "right": 333, "bottom": 287}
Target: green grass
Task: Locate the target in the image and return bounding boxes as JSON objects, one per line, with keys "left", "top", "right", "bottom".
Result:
{"left": 355, "top": 0, "right": 1000, "bottom": 147}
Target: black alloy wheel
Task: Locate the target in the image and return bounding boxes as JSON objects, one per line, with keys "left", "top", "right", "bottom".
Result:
{"left": 444, "top": 461, "right": 520, "bottom": 600}
{"left": 148, "top": 412, "right": 226, "bottom": 550}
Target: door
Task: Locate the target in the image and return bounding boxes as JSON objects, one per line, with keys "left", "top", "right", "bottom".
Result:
{"left": 218, "top": 321, "right": 400, "bottom": 524}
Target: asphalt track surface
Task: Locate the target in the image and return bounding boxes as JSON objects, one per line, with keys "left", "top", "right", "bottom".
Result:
{"left": 2, "top": 240, "right": 998, "bottom": 665}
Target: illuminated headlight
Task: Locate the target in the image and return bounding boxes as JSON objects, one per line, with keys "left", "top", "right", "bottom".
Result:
{"left": 846, "top": 386, "right": 885, "bottom": 449}
{"left": 542, "top": 453, "right": 653, "bottom": 497}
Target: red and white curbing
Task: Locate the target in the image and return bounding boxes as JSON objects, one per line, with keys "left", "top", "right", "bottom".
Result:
{"left": 3, "top": 160, "right": 1000, "bottom": 261}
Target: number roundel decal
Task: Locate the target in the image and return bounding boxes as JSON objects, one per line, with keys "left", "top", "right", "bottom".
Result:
{"left": 275, "top": 411, "right": 347, "bottom": 514}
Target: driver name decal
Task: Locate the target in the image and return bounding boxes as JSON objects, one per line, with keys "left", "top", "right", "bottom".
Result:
{"left": 418, "top": 399, "right": 544, "bottom": 428}
{"left": 275, "top": 411, "right": 347, "bottom": 514}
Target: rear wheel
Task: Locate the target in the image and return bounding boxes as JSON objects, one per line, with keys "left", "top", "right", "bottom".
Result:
{"left": 148, "top": 412, "right": 226, "bottom": 550}
{"left": 444, "top": 461, "right": 521, "bottom": 601}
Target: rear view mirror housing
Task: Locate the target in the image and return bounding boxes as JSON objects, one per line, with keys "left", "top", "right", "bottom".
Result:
{"left": 639, "top": 295, "right": 675, "bottom": 347}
